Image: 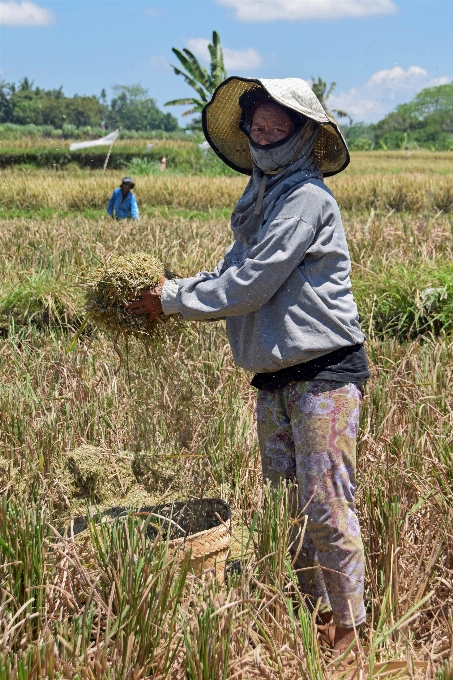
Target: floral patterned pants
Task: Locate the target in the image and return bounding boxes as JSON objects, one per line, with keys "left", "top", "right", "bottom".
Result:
{"left": 256, "top": 380, "right": 366, "bottom": 628}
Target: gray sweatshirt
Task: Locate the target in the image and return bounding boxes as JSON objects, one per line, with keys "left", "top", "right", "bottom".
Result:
{"left": 161, "top": 178, "right": 365, "bottom": 374}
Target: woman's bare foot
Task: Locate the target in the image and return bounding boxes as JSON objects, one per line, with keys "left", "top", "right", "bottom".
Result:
{"left": 317, "top": 611, "right": 335, "bottom": 649}
{"left": 331, "top": 626, "right": 362, "bottom": 663}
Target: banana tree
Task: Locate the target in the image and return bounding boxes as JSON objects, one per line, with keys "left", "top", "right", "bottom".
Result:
{"left": 165, "top": 31, "right": 227, "bottom": 117}
{"left": 311, "top": 76, "right": 350, "bottom": 123}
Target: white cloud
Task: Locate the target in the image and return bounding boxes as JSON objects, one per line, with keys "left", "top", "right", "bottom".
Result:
{"left": 216, "top": 0, "right": 397, "bottom": 22}
{"left": 185, "top": 39, "right": 210, "bottom": 61}
{"left": 224, "top": 47, "right": 262, "bottom": 70}
{"left": 328, "top": 66, "right": 450, "bottom": 123}
{"left": 185, "top": 38, "right": 262, "bottom": 71}
{"left": 145, "top": 8, "right": 161, "bottom": 17}
{"left": 367, "top": 65, "right": 448, "bottom": 89}
{"left": 0, "top": 1, "right": 54, "bottom": 25}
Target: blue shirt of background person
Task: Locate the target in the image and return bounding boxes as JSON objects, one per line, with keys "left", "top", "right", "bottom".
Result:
{"left": 107, "top": 177, "right": 140, "bottom": 220}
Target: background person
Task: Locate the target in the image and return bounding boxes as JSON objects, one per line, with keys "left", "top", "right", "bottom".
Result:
{"left": 107, "top": 177, "right": 140, "bottom": 220}
{"left": 127, "top": 77, "right": 369, "bottom": 660}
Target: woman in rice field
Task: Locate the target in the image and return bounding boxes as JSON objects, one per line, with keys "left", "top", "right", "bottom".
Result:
{"left": 128, "top": 77, "right": 370, "bottom": 660}
{"left": 107, "top": 176, "right": 140, "bottom": 220}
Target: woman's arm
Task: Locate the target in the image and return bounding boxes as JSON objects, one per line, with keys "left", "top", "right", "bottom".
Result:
{"left": 174, "top": 215, "right": 316, "bottom": 320}
{"left": 106, "top": 190, "right": 116, "bottom": 217}
{"left": 127, "top": 213, "right": 316, "bottom": 322}
{"left": 130, "top": 194, "right": 140, "bottom": 220}
{"left": 127, "top": 257, "right": 227, "bottom": 321}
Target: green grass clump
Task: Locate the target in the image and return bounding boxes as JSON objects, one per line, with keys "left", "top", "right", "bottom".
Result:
{"left": 354, "top": 260, "right": 453, "bottom": 339}
{"left": 85, "top": 252, "right": 165, "bottom": 338}
{"left": 0, "top": 268, "right": 81, "bottom": 331}
{"left": 437, "top": 658, "right": 453, "bottom": 680}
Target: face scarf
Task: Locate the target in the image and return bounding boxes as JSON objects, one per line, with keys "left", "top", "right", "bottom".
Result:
{"left": 231, "top": 120, "right": 322, "bottom": 245}
{"left": 249, "top": 124, "right": 311, "bottom": 173}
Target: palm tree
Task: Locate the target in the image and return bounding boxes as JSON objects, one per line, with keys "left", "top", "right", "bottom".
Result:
{"left": 165, "top": 31, "right": 227, "bottom": 117}
{"left": 311, "top": 77, "right": 350, "bottom": 123}
{"left": 19, "top": 77, "right": 34, "bottom": 91}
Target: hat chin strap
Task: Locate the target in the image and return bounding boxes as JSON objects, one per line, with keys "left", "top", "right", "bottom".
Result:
{"left": 253, "top": 121, "right": 313, "bottom": 217}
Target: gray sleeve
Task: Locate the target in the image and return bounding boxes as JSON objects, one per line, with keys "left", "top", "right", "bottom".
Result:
{"left": 175, "top": 214, "right": 316, "bottom": 320}
{"left": 161, "top": 279, "right": 180, "bottom": 315}
{"left": 161, "top": 256, "right": 227, "bottom": 316}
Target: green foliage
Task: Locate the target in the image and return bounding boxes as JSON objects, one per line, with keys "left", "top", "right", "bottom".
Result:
{"left": 165, "top": 30, "right": 227, "bottom": 123}
{"left": 0, "top": 122, "right": 55, "bottom": 139}
{"left": 0, "top": 143, "right": 241, "bottom": 174}
{"left": 126, "top": 147, "right": 240, "bottom": 176}
{"left": 376, "top": 83, "right": 453, "bottom": 150}
{"left": 107, "top": 83, "right": 179, "bottom": 131}
{"left": 0, "top": 497, "right": 54, "bottom": 647}
{"left": 118, "top": 128, "right": 189, "bottom": 140}
{"left": 354, "top": 259, "right": 453, "bottom": 340}
{"left": 0, "top": 80, "right": 103, "bottom": 128}
{"left": 343, "top": 82, "right": 453, "bottom": 150}
{"left": 87, "top": 511, "right": 191, "bottom": 676}
{"left": 343, "top": 122, "right": 375, "bottom": 150}
{"left": 437, "top": 658, "right": 453, "bottom": 680}
{"left": 0, "top": 122, "right": 188, "bottom": 141}
{"left": 0, "top": 79, "right": 179, "bottom": 133}
{"left": 352, "top": 137, "right": 374, "bottom": 151}
{"left": 183, "top": 580, "right": 234, "bottom": 680}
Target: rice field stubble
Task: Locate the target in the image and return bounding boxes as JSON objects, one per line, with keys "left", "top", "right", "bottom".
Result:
{"left": 0, "top": 159, "right": 452, "bottom": 678}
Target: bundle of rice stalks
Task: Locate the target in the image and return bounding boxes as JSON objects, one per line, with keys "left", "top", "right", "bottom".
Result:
{"left": 84, "top": 252, "right": 168, "bottom": 338}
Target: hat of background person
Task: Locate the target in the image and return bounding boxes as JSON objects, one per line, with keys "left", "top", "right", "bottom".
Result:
{"left": 202, "top": 77, "right": 349, "bottom": 177}
{"left": 121, "top": 177, "right": 135, "bottom": 188}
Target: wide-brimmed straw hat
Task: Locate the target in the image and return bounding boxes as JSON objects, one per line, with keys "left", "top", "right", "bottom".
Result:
{"left": 202, "top": 76, "right": 349, "bottom": 177}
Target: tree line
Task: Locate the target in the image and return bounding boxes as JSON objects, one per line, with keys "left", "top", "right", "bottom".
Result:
{"left": 343, "top": 84, "right": 453, "bottom": 151}
{"left": 0, "top": 79, "right": 179, "bottom": 132}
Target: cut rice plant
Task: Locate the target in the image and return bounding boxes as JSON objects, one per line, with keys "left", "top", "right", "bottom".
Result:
{"left": 84, "top": 252, "right": 170, "bottom": 338}
{"left": 62, "top": 444, "right": 136, "bottom": 503}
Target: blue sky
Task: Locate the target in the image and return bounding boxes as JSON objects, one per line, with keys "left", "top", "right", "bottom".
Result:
{"left": 0, "top": 0, "right": 452, "bottom": 125}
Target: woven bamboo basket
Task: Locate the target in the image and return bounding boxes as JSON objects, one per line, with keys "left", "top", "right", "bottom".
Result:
{"left": 139, "top": 499, "right": 231, "bottom": 583}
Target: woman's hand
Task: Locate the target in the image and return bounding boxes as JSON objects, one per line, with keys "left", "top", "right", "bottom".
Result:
{"left": 126, "top": 277, "right": 167, "bottom": 323}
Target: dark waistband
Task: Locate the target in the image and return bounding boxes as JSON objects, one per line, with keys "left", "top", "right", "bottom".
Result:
{"left": 251, "top": 344, "right": 369, "bottom": 391}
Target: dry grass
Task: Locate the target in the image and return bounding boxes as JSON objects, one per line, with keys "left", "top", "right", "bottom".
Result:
{"left": 327, "top": 174, "right": 453, "bottom": 212}
{"left": 0, "top": 137, "right": 195, "bottom": 151}
{"left": 342, "top": 150, "right": 453, "bottom": 176}
{"left": 3, "top": 152, "right": 453, "bottom": 213}
{"left": 0, "top": 182, "right": 452, "bottom": 676}
{"left": 0, "top": 171, "right": 247, "bottom": 211}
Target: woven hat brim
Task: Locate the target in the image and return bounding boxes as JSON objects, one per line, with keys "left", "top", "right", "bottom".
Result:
{"left": 202, "top": 76, "right": 350, "bottom": 177}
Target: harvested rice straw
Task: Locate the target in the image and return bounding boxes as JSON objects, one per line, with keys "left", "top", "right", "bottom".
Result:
{"left": 84, "top": 252, "right": 170, "bottom": 339}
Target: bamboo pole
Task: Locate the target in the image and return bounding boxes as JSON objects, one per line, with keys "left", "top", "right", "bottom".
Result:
{"left": 103, "top": 142, "right": 115, "bottom": 172}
